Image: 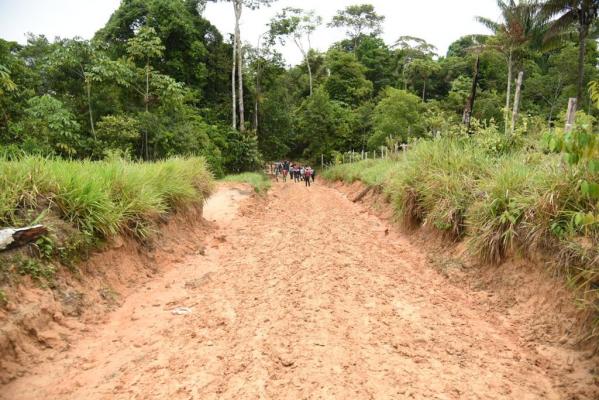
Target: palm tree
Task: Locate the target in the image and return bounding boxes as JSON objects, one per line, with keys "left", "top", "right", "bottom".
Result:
{"left": 476, "top": 0, "right": 547, "bottom": 131}
{"left": 542, "top": 0, "right": 598, "bottom": 104}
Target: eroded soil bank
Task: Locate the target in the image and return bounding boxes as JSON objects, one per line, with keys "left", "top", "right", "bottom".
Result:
{"left": 2, "top": 181, "right": 598, "bottom": 399}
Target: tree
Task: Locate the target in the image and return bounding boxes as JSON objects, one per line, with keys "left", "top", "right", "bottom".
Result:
{"left": 476, "top": 0, "right": 549, "bottom": 132}
{"left": 323, "top": 49, "right": 373, "bottom": 106}
{"left": 209, "top": 0, "right": 277, "bottom": 132}
{"left": 270, "top": 7, "right": 322, "bottom": 96}
{"left": 542, "top": 0, "right": 598, "bottom": 104}
{"left": 328, "top": 4, "right": 385, "bottom": 53}
{"left": 9, "top": 95, "right": 81, "bottom": 157}
{"left": 127, "top": 26, "right": 165, "bottom": 159}
{"left": 294, "top": 87, "right": 351, "bottom": 160}
{"left": 392, "top": 36, "right": 437, "bottom": 91}
{"left": 0, "top": 65, "right": 16, "bottom": 95}
{"left": 404, "top": 58, "right": 441, "bottom": 100}
{"left": 96, "top": 114, "right": 140, "bottom": 155}
{"left": 47, "top": 39, "right": 132, "bottom": 142}
{"left": 368, "top": 88, "right": 425, "bottom": 148}
{"left": 95, "top": 0, "right": 232, "bottom": 119}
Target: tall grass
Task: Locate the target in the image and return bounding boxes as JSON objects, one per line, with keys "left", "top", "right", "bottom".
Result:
{"left": 324, "top": 134, "right": 598, "bottom": 340}
{"left": 0, "top": 156, "right": 214, "bottom": 241}
{"left": 221, "top": 172, "right": 271, "bottom": 194}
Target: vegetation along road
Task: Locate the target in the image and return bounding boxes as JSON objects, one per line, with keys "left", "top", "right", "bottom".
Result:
{"left": 3, "top": 181, "right": 597, "bottom": 400}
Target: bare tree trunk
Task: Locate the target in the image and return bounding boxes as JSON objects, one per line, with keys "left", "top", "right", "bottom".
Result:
{"left": 294, "top": 37, "right": 313, "bottom": 96}
{"left": 505, "top": 48, "right": 513, "bottom": 134}
{"left": 510, "top": 70, "right": 524, "bottom": 135}
{"left": 547, "top": 76, "right": 563, "bottom": 125}
{"left": 462, "top": 55, "right": 480, "bottom": 132}
{"left": 232, "top": 34, "right": 237, "bottom": 130}
{"left": 255, "top": 62, "right": 261, "bottom": 131}
{"left": 306, "top": 53, "right": 313, "bottom": 96}
{"left": 234, "top": 1, "right": 245, "bottom": 133}
{"left": 144, "top": 62, "right": 150, "bottom": 160}
{"left": 576, "top": 25, "right": 588, "bottom": 105}
{"left": 86, "top": 82, "right": 95, "bottom": 140}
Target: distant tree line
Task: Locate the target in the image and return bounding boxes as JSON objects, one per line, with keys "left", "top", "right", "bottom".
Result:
{"left": 0, "top": 0, "right": 597, "bottom": 172}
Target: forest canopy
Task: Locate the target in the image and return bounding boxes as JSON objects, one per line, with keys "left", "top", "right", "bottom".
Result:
{"left": 0, "top": 0, "right": 597, "bottom": 175}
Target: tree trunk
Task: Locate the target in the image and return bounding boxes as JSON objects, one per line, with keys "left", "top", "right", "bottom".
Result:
{"left": 234, "top": 1, "right": 245, "bottom": 133}
{"left": 510, "top": 70, "right": 524, "bottom": 135}
{"left": 144, "top": 63, "right": 150, "bottom": 160}
{"left": 505, "top": 48, "right": 513, "bottom": 134}
{"left": 294, "top": 37, "right": 313, "bottom": 96}
{"left": 576, "top": 25, "right": 588, "bottom": 105}
{"left": 422, "top": 80, "right": 426, "bottom": 101}
{"left": 231, "top": 34, "right": 237, "bottom": 130}
{"left": 86, "top": 81, "right": 96, "bottom": 140}
{"left": 306, "top": 54, "right": 313, "bottom": 96}
{"left": 463, "top": 55, "right": 480, "bottom": 132}
{"left": 255, "top": 64, "right": 261, "bottom": 132}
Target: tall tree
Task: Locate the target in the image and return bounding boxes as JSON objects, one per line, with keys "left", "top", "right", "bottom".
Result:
{"left": 211, "top": 0, "right": 277, "bottom": 132}
{"left": 127, "top": 26, "right": 165, "bottom": 159}
{"left": 328, "top": 4, "right": 385, "bottom": 53}
{"left": 476, "top": 0, "right": 548, "bottom": 131}
{"left": 392, "top": 36, "right": 437, "bottom": 91}
{"left": 269, "top": 7, "right": 322, "bottom": 96}
{"left": 542, "top": 0, "right": 598, "bottom": 103}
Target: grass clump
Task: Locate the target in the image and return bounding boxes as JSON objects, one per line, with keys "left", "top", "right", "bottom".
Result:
{"left": 322, "top": 159, "right": 398, "bottom": 188}
{"left": 0, "top": 155, "right": 214, "bottom": 246}
{"left": 221, "top": 172, "right": 271, "bottom": 194}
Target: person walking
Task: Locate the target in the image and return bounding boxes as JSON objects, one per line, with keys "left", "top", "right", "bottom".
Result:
{"left": 304, "top": 166, "right": 312, "bottom": 187}
{"left": 282, "top": 160, "right": 289, "bottom": 182}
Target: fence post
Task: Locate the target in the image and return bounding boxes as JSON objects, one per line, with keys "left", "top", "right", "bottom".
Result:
{"left": 321, "top": 154, "right": 324, "bottom": 169}
{"left": 564, "top": 97, "right": 577, "bottom": 133}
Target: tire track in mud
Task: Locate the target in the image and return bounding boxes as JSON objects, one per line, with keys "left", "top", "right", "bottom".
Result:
{"left": 2, "top": 181, "right": 596, "bottom": 399}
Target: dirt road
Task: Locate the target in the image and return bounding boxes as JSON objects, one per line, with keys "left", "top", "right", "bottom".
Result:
{"left": 2, "top": 181, "right": 596, "bottom": 399}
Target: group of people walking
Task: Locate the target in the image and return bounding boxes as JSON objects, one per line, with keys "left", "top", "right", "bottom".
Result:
{"left": 273, "top": 161, "right": 315, "bottom": 187}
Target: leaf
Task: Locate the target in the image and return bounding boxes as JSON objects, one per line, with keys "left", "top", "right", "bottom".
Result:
{"left": 574, "top": 212, "right": 583, "bottom": 227}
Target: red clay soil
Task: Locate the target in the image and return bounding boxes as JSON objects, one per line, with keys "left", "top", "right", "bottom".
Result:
{"left": 2, "top": 181, "right": 598, "bottom": 399}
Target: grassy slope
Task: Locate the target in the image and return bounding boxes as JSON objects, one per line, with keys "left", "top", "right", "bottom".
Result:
{"left": 0, "top": 156, "right": 214, "bottom": 279}
{"left": 221, "top": 172, "right": 271, "bottom": 194}
{"left": 323, "top": 136, "right": 599, "bottom": 339}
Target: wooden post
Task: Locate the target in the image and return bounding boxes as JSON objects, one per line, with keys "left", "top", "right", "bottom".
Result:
{"left": 510, "top": 70, "right": 524, "bottom": 135}
{"left": 321, "top": 154, "right": 324, "bottom": 169}
{"left": 564, "top": 97, "right": 577, "bottom": 133}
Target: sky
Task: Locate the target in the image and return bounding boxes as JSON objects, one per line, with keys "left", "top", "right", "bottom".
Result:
{"left": 0, "top": 0, "right": 500, "bottom": 65}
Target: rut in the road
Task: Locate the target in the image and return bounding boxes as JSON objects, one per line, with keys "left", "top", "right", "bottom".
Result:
{"left": 3, "top": 181, "right": 597, "bottom": 400}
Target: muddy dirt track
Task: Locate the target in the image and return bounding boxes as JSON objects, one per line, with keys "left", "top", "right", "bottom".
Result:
{"left": 2, "top": 181, "right": 597, "bottom": 399}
